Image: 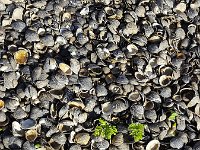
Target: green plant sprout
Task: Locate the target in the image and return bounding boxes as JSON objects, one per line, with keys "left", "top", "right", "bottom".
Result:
{"left": 94, "top": 118, "right": 118, "bottom": 140}
{"left": 128, "top": 123, "right": 144, "bottom": 142}
{"left": 34, "top": 143, "right": 41, "bottom": 149}
{"left": 169, "top": 112, "right": 178, "bottom": 121}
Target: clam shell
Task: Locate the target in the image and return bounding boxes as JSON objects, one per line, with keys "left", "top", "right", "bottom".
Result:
{"left": 112, "top": 98, "right": 129, "bottom": 113}
{"left": 128, "top": 91, "right": 141, "bottom": 101}
{"left": 170, "top": 137, "right": 184, "bottom": 149}
{"left": 159, "top": 75, "right": 172, "bottom": 86}
{"left": 69, "top": 145, "right": 82, "bottom": 150}
{"left": 14, "top": 49, "right": 28, "bottom": 64}
{"left": 144, "top": 101, "right": 154, "bottom": 110}
{"left": 59, "top": 63, "right": 72, "bottom": 75}
{"left": 25, "top": 129, "right": 37, "bottom": 142}
{"left": 96, "top": 84, "right": 108, "bottom": 97}
{"left": 102, "top": 102, "right": 113, "bottom": 114}
{"left": 146, "top": 140, "right": 160, "bottom": 150}
{"left": 109, "top": 84, "right": 123, "bottom": 94}
{"left": 68, "top": 100, "right": 85, "bottom": 109}
{"left": 130, "top": 104, "right": 144, "bottom": 119}
{"left": 12, "top": 121, "right": 24, "bottom": 137}
{"left": 94, "top": 139, "right": 110, "bottom": 149}
{"left": 75, "top": 133, "right": 90, "bottom": 145}
{"left": 111, "top": 133, "right": 124, "bottom": 146}
{"left": 144, "top": 110, "right": 157, "bottom": 122}
{"left": 146, "top": 91, "right": 161, "bottom": 103}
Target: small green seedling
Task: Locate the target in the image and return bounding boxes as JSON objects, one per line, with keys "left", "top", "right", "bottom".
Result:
{"left": 34, "top": 143, "right": 41, "bottom": 149}
{"left": 169, "top": 112, "right": 178, "bottom": 121}
{"left": 94, "top": 118, "right": 118, "bottom": 140}
{"left": 128, "top": 123, "right": 144, "bottom": 142}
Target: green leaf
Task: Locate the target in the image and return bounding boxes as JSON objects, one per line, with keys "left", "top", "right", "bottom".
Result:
{"left": 128, "top": 123, "right": 144, "bottom": 142}
{"left": 169, "top": 112, "right": 178, "bottom": 121}
{"left": 34, "top": 143, "right": 41, "bottom": 149}
{"left": 93, "top": 118, "right": 118, "bottom": 140}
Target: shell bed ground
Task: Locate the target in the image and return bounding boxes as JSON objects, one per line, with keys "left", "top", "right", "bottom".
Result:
{"left": 0, "top": 0, "right": 200, "bottom": 150}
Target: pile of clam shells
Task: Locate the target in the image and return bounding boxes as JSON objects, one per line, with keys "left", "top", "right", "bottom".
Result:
{"left": 1, "top": 0, "right": 200, "bottom": 149}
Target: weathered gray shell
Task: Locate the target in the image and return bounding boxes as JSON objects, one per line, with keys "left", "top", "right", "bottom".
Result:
{"left": 130, "top": 104, "right": 144, "bottom": 119}
{"left": 112, "top": 98, "right": 129, "bottom": 113}
{"left": 146, "top": 91, "right": 161, "bottom": 103}
{"left": 170, "top": 136, "right": 184, "bottom": 149}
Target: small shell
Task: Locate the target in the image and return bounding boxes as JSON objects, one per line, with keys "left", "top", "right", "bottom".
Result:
{"left": 130, "top": 104, "right": 144, "bottom": 119}
{"left": 180, "top": 88, "right": 195, "bottom": 102}
{"left": 146, "top": 140, "right": 160, "bottom": 150}
{"left": 127, "top": 44, "right": 138, "bottom": 55}
{"left": 102, "top": 102, "right": 113, "bottom": 114}
{"left": 96, "top": 84, "right": 108, "bottom": 97}
{"left": 68, "top": 100, "right": 85, "bottom": 109}
{"left": 128, "top": 91, "right": 141, "bottom": 102}
{"left": 94, "top": 139, "right": 109, "bottom": 149}
{"left": 111, "top": 133, "right": 124, "bottom": 146}
{"left": 112, "top": 98, "right": 129, "bottom": 113}
{"left": 59, "top": 63, "right": 72, "bottom": 75}
{"left": 20, "top": 119, "right": 36, "bottom": 129}
{"left": 146, "top": 91, "right": 161, "bottom": 103}
{"left": 144, "top": 110, "right": 157, "bottom": 122}
{"left": 159, "top": 75, "right": 172, "bottom": 86}
{"left": 160, "top": 87, "right": 171, "bottom": 98}
{"left": 109, "top": 84, "right": 123, "bottom": 94}
{"left": 79, "top": 77, "right": 93, "bottom": 90}
{"left": 170, "top": 137, "right": 184, "bottom": 149}
{"left": 0, "top": 100, "right": 4, "bottom": 110}
{"left": 14, "top": 49, "right": 28, "bottom": 64}
{"left": 75, "top": 133, "right": 90, "bottom": 145}
{"left": 144, "top": 101, "right": 154, "bottom": 110}
{"left": 88, "top": 64, "right": 102, "bottom": 75}
{"left": 12, "top": 121, "right": 23, "bottom": 137}
{"left": 25, "top": 129, "right": 37, "bottom": 142}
